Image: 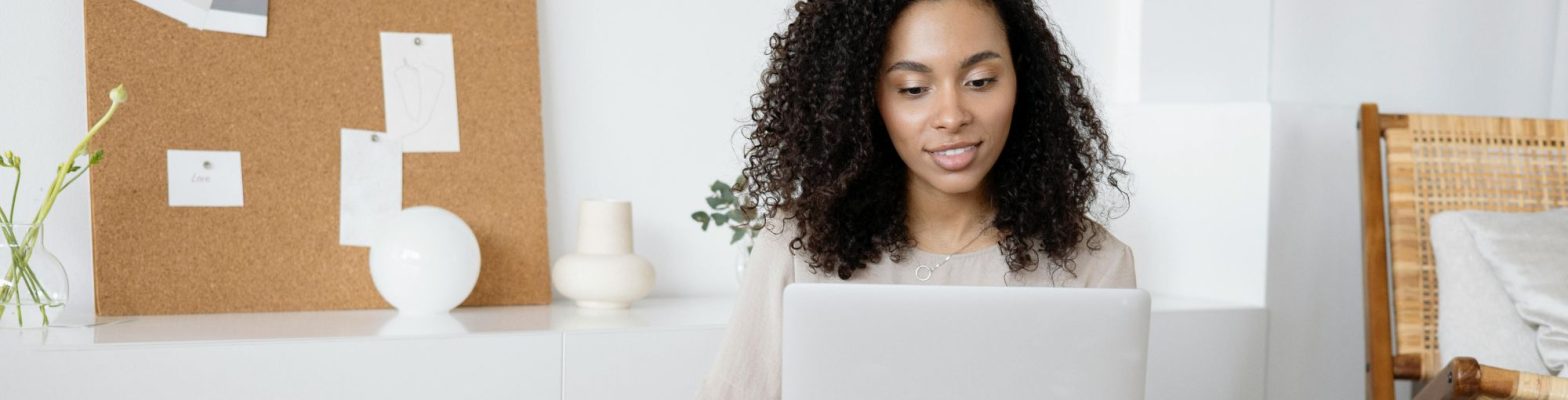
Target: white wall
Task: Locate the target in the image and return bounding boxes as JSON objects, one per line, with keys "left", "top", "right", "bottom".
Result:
{"left": 537, "top": 0, "right": 795, "bottom": 298}
{"left": 1139, "top": 0, "right": 1270, "bottom": 103}
{"left": 1059, "top": 0, "right": 1276, "bottom": 306}
{"left": 1105, "top": 103, "right": 1271, "bottom": 307}
{"left": 1271, "top": 0, "right": 1562, "bottom": 118}
{"left": 1264, "top": 103, "right": 1365, "bottom": 400}
{"left": 1555, "top": 4, "right": 1568, "bottom": 118}
{"left": 0, "top": 0, "right": 93, "bottom": 324}
{"left": 1040, "top": 0, "right": 1136, "bottom": 103}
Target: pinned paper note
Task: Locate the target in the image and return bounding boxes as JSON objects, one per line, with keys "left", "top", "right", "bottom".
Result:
{"left": 340, "top": 129, "right": 403, "bottom": 247}
{"left": 381, "top": 32, "right": 460, "bottom": 153}
{"left": 203, "top": 0, "right": 269, "bottom": 37}
{"left": 167, "top": 150, "right": 244, "bottom": 207}
{"left": 133, "top": 0, "right": 268, "bottom": 37}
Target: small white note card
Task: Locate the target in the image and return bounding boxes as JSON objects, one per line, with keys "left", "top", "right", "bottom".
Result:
{"left": 340, "top": 129, "right": 403, "bottom": 247}
{"left": 380, "top": 32, "right": 460, "bottom": 153}
{"left": 167, "top": 150, "right": 244, "bottom": 207}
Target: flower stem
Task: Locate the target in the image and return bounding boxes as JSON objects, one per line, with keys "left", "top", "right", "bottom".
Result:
{"left": 0, "top": 264, "right": 13, "bottom": 323}
{"left": 0, "top": 223, "right": 54, "bottom": 327}
{"left": 0, "top": 85, "right": 122, "bottom": 327}
{"left": 61, "top": 167, "right": 89, "bottom": 192}
{"left": 27, "top": 96, "right": 122, "bottom": 243}
{"left": 5, "top": 165, "right": 17, "bottom": 224}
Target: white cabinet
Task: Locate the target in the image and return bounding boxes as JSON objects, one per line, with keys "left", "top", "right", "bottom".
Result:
{"left": 563, "top": 328, "right": 726, "bottom": 399}
{"left": 3, "top": 333, "right": 563, "bottom": 399}
{"left": 0, "top": 295, "right": 1262, "bottom": 399}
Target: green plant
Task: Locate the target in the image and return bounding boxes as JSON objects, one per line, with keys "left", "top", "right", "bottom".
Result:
{"left": 0, "top": 84, "right": 126, "bottom": 327}
{"left": 691, "top": 174, "right": 763, "bottom": 252}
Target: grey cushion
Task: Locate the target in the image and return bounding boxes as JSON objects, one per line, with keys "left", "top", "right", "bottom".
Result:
{"left": 1432, "top": 211, "right": 1550, "bottom": 375}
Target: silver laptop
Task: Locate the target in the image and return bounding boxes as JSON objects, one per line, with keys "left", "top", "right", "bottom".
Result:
{"left": 782, "top": 284, "right": 1151, "bottom": 400}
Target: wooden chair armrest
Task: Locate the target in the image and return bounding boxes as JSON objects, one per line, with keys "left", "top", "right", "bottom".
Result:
{"left": 1415, "top": 357, "right": 1568, "bottom": 400}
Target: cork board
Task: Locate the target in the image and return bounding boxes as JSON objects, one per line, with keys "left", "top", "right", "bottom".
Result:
{"left": 84, "top": 0, "right": 550, "bottom": 316}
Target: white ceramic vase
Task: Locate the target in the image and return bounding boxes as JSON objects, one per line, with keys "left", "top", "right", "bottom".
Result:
{"left": 553, "top": 199, "right": 655, "bottom": 309}
{"left": 369, "top": 206, "right": 482, "bottom": 314}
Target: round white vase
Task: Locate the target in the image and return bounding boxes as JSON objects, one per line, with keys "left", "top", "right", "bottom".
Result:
{"left": 553, "top": 199, "right": 655, "bottom": 309}
{"left": 369, "top": 206, "right": 482, "bottom": 315}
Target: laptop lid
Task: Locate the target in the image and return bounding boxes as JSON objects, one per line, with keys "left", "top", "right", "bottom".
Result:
{"left": 782, "top": 284, "right": 1151, "bottom": 400}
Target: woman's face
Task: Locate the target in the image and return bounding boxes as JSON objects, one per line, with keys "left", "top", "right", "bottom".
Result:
{"left": 877, "top": 0, "right": 1016, "bottom": 196}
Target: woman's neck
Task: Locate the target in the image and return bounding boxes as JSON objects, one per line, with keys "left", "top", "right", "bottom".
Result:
{"left": 905, "top": 177, "right": 997, "bottom": 254}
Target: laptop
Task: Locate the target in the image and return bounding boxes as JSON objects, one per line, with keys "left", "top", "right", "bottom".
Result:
{"left": 782, "top": 284, "right": 1151, "bottom": 400}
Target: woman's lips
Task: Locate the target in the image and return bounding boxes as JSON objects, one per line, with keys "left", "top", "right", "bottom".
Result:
{"left": 928, "top": 143, "right": 978, "bottom": 172}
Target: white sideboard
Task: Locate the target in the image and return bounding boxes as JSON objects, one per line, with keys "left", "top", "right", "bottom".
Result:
{"left": 0, "top": 294, "right": 1263, "bottom": 399}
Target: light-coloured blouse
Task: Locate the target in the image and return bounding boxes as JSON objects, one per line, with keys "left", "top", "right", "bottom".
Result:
{"left": 696, "top": 218, "right": 1137, "bottom": 399}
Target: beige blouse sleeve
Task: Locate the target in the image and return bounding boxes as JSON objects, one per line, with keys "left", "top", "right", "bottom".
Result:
{"left": 697, "top": 221, "right": 795, "bottom": 400}
{"left": 1090, "top": 238, "right": 1137, "bottom": 289}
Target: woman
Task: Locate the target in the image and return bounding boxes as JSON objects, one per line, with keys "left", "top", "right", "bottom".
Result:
{"left": 700, "top": 0, "right": 1133, "bottom": 397}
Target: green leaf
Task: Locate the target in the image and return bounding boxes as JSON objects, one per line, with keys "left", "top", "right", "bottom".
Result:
{"left": 710, "top": 180, "right": 731, "bottom": 194}
{"left": 732, "top": 174, "right": 748, "bottom": 191}
{"left": 705, "top": 195, "right": 723, "bottom": 209}
{"left": 67, "top": 165, "right": 81, "bottom": 173}
{"left": 727, "top": 208, "right": 744, "bottom": 224}
{"left": 730, "top": 226, "right": 746, "bottom": 244}
{"left": 691, "top": 211, "right": 710, "bottom": 231}
{"left": 720, "top": 187, "right": 736, "bottom": 203}
{"left": 89, "top": 150, "right": 105, "bottom": 166}
{"left": 712, "top": 211, "right": 729, "bottom": 226}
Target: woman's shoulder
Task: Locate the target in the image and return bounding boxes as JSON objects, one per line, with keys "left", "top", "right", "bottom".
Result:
{"left": 1065, "top": 220, "right": 1136, "bottom": 288}
{"left": 744, "top": 213, "right": 805, "bottom": 278}
{"left": 1077, "top": 221, "right": 1130, "bottom": 258}
{"left": 754, "top": 213, "right": 801, "bottom": 251}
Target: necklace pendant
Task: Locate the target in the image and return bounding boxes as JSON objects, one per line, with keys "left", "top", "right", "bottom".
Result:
{"left": 915, "top": 265, "right": 933, "bottom": 282}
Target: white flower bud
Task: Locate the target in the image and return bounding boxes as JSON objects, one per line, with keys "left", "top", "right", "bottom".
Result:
{"left": 109, "top": 84, "right": 127, "bottom": 104}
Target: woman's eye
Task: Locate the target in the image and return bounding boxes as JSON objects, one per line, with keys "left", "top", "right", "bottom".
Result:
{"left": 966, "top": 78, "right": 998, "bottom": 89}
{"left": 898, "top": 87, "right": 929, "bottom": 96}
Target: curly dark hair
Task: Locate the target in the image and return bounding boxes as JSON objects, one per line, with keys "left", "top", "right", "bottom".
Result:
{"left": 741, "top": 0, "right": 1128, "bottom": 280}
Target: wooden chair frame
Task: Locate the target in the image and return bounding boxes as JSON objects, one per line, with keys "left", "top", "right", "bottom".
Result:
{"left": 1360, "top": 103, "right": 1568, "bottom": 400}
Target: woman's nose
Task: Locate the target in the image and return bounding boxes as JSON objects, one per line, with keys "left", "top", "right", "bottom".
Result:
{"left": 931, "top": 89, "right": 973, "bottom": 132}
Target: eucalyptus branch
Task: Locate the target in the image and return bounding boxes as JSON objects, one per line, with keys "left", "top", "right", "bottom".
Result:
{"left": 691, "top": 173, "right": 765, "bottom": 250}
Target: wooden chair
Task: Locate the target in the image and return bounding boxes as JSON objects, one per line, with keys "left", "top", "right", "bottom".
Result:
{"left": 1359, "top": 103, "right": 1568, "bottom": 399}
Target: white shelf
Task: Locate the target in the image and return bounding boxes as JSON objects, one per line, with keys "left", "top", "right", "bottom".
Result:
{"left": 1, "top": 293, "right": 1264, "bottom": 399}
{"left": 0, "top": 296, "right": 732, "bottom": 350}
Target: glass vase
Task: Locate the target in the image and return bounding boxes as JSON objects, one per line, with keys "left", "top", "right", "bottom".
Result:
{"left": 0, "top": 224, "right": 68, "bottom": 329}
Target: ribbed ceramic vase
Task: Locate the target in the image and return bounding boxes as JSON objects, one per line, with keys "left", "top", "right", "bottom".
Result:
{"left": 552, "top": 200, "right": 655, "bottom": 309}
